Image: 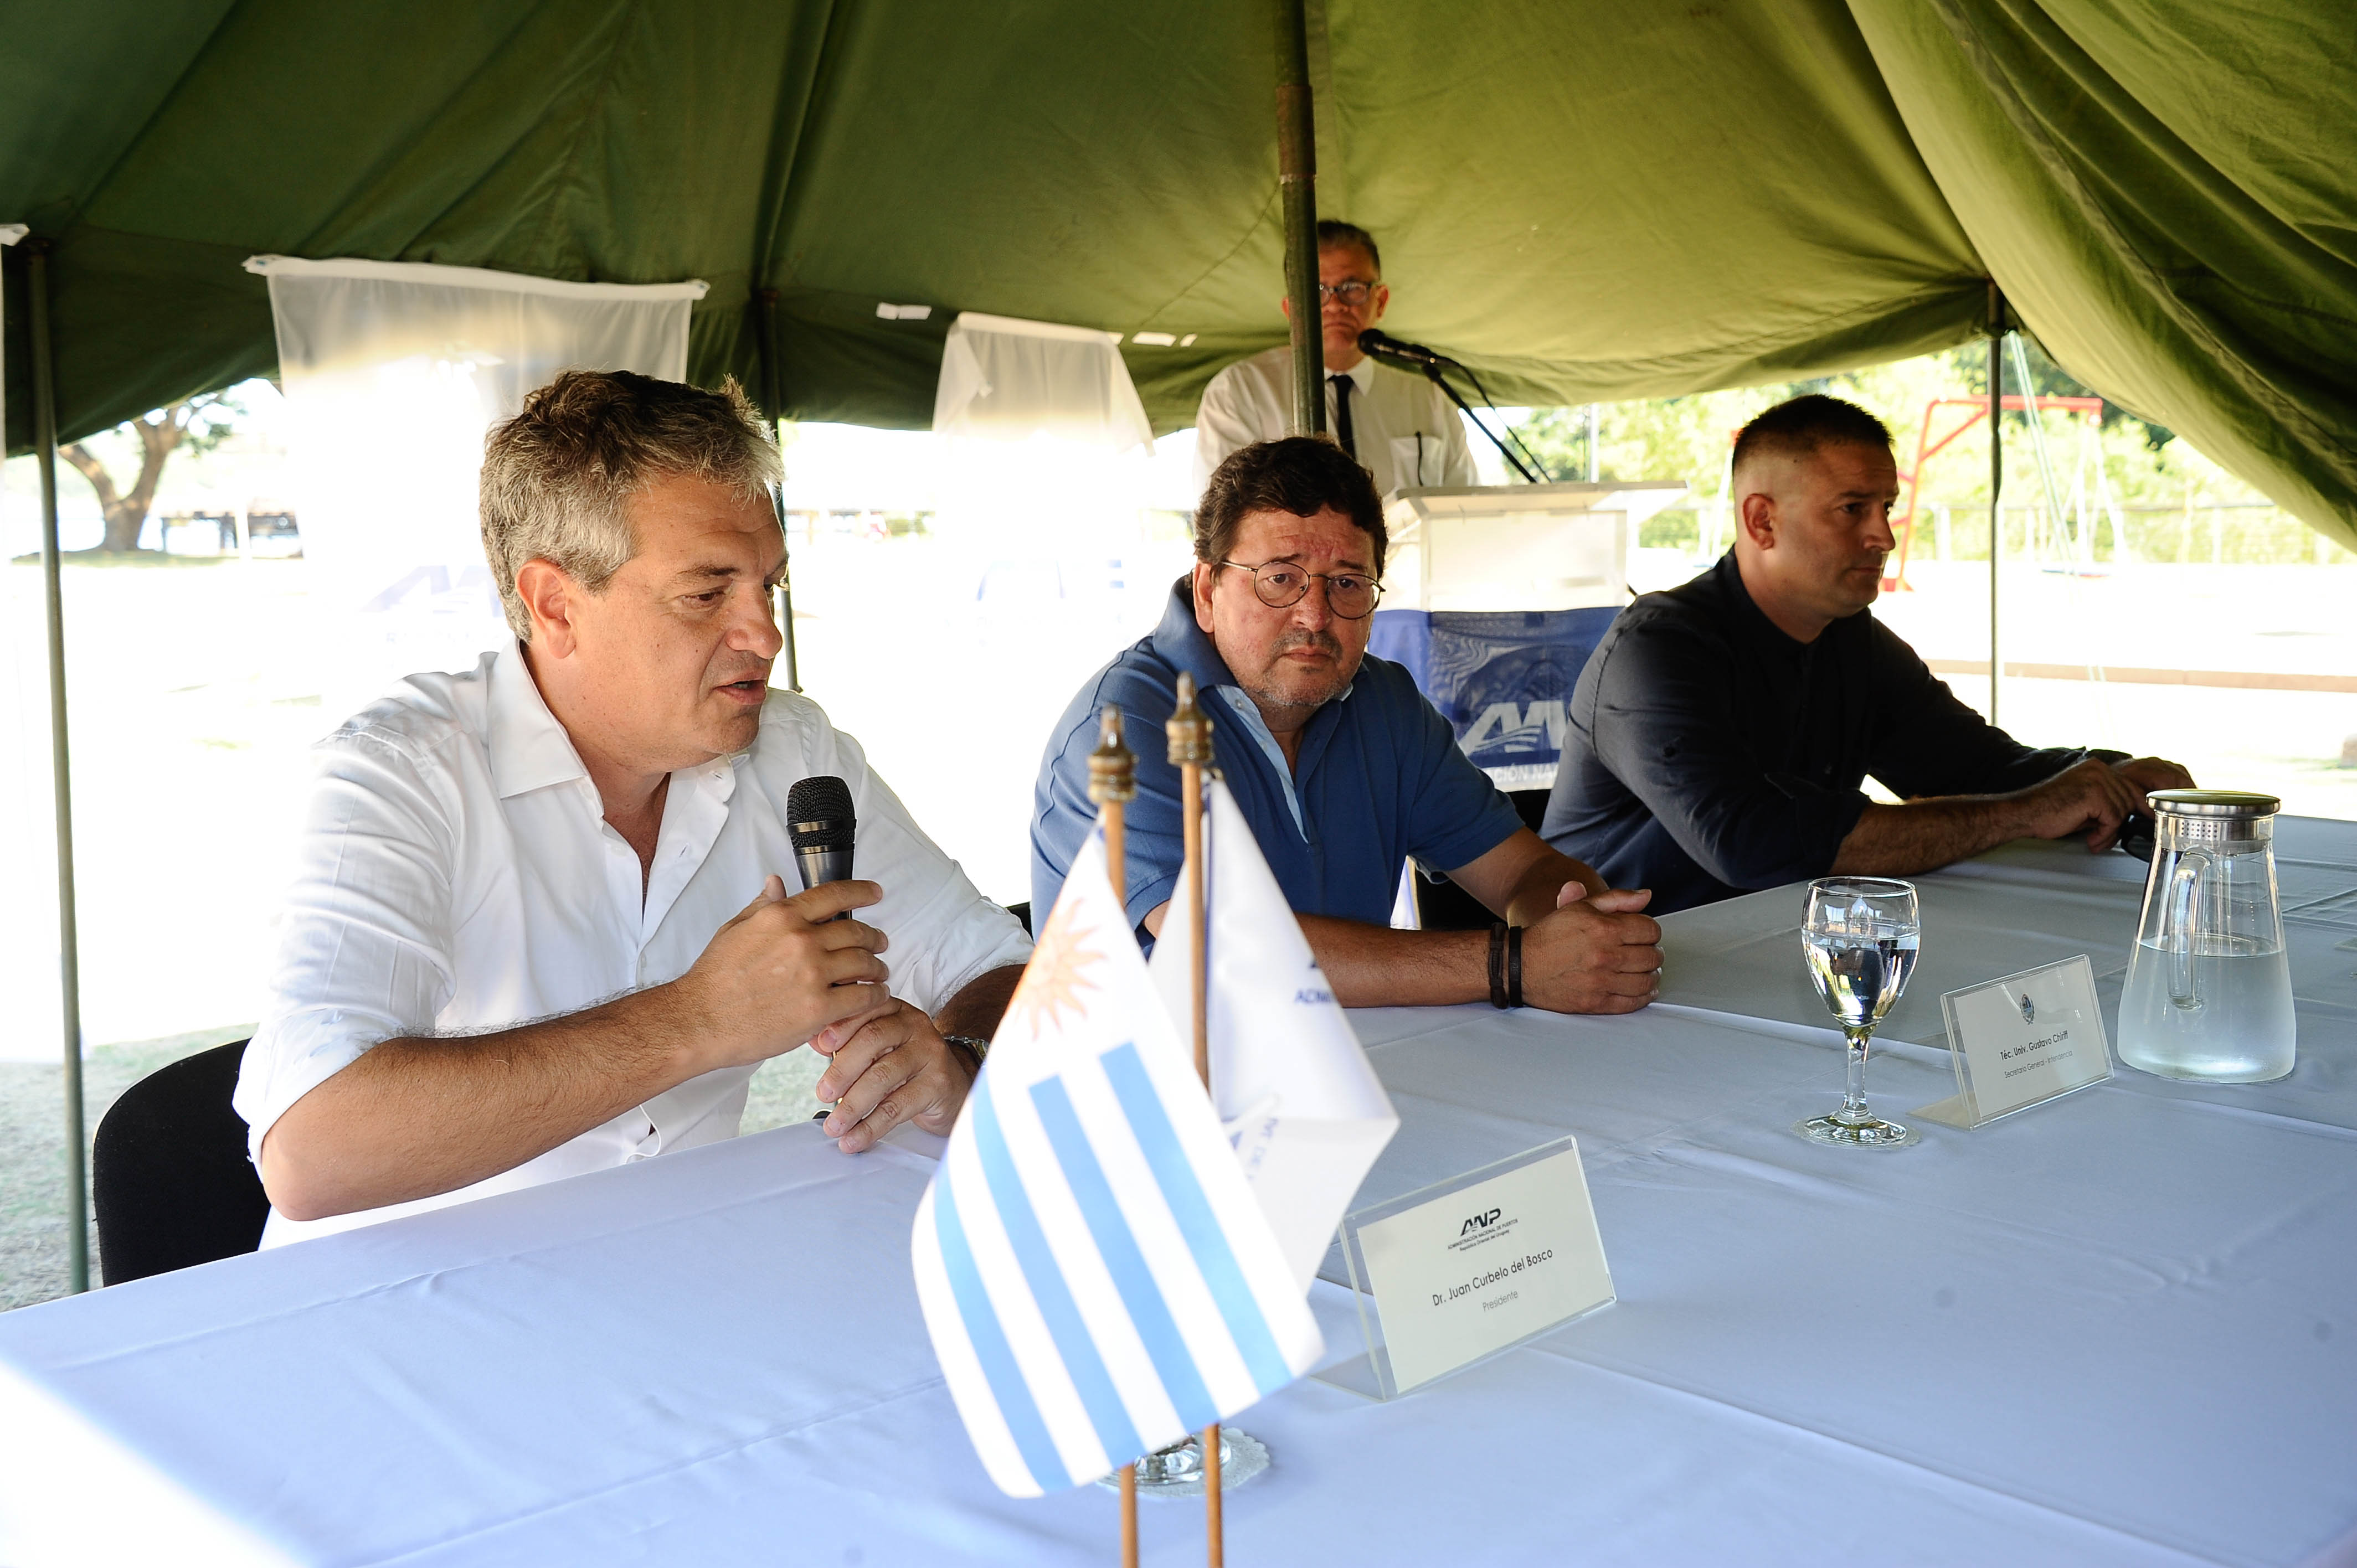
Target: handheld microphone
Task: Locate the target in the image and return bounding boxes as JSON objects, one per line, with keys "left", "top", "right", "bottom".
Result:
{"left": 1357, "top": 328, "right": 1463, "bottom": 372}
{"left": 786, "top": 775, "right": 856, "bottom": 915}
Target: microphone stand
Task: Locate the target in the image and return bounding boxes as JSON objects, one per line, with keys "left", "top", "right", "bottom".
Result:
{"left": 1396, "top": 358, "right": 1544, "bottom": 484}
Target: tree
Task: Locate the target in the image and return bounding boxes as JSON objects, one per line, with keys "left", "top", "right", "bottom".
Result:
{"left": 1506, "top": 342, "right": 2184, "bottom": 513}
{"left": 59, "top": 393, "right": 243, "bottom": 553}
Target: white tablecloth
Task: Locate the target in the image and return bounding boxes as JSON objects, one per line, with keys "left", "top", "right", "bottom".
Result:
{"left": 1658, "top": 822, "right": 2357, "bottom": 1133}
{"left": 4, "top": 826, "right": 2354, "bottom": 1567}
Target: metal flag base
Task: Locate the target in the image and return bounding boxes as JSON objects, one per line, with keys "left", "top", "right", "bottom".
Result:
{"left": 1099, "top": 1431, "right": 1269, "bottom": 1499}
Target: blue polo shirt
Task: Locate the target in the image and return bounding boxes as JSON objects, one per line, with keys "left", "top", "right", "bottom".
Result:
{"left": 1031, "top": 580, "right": 1526, "bottom": 930}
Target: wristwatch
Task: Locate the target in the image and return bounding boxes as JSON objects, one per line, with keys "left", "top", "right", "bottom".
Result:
{"left": 944, "top": 1034, "right": 991, "bottom": 1071}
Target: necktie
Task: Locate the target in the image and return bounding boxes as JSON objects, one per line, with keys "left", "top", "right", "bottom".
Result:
{"left": 1329, "top": 374, "right": 1357, "bottom": 459}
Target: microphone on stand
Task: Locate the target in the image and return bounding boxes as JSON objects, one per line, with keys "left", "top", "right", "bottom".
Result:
{"left": 786, "top": 775, "right": 856, "bottom": 917}
{"left": 1356, "top": 328, "right": 1463, "bottom": 372}
{"left": 1356, "top": 331, "right": 1548, "bottom": 484}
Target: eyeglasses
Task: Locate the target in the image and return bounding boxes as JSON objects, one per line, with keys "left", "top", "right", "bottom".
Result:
{"left": 1217, "top": 559, "right": 1383, "bottom": 618}
{"left": 1314, "top": 281, "right": 1378, "bottom": 305}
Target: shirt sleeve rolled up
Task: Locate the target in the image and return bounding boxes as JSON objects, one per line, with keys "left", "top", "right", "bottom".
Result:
{"left": 234, "top": 729, "right": 461, "bottom": 1162}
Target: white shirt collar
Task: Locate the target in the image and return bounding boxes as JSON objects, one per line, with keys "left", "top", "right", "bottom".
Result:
{"left": 487, "top": 639, "right": 593, "bottom": 800}
{"left": 1330, "top": 355, "right": 1380, "bottom": 394}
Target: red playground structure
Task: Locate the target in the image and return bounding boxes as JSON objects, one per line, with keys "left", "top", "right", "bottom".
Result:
{"left": 1884, "top": 394, "right": 2102, "bottom": 591}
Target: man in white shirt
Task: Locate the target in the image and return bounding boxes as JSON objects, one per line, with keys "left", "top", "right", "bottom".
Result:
{"left": 235, "top": 370, "right": 1031, "bottom": 1245}
{"left": 1192, "top": 220, "right": 1477, "bottom": 500}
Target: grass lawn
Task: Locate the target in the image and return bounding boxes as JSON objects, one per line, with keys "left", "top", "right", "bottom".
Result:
{"left": 0, "top": 1031, "right": 827, "bottom": 1311}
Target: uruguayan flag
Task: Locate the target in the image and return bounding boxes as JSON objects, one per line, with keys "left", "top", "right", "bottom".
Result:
{"left": 1150, "top": 776, "right": 1399, "bottom": 1292}
{"left": 911, "top": 828, "right": 1322, "bottom": 1497}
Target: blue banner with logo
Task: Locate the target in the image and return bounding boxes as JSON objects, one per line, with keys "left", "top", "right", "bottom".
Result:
{"left": 1368, "top": 607, "right": 1619, "bottom": 792}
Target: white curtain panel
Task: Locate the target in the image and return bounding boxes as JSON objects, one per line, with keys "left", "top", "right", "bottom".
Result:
{"left": 917, "top": 312, "right": 1171, "bottom": 903}
{"left": 932, "top": 311, "right": 1151, "bottom": 451}
{"left": 928, "top": 312, "right": 1156, "bottom": 568}
{"left": 245, "top": 256, "right": 705, "bottom": 718}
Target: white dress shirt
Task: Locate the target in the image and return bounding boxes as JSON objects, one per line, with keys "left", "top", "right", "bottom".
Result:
{"left": 1191, "top": 347, "right": 1478, "bottom": 502}
{"left": 235, "top": 642, "right": 1032, "bottom": 1246}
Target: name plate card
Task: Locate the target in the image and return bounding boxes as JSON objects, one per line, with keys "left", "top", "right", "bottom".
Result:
{"left": 1316, "top": 1136, "right": 1613, "bottom": 1400}
{"left": 1914, "top": 955, "right": 2112, "bottom": 1130}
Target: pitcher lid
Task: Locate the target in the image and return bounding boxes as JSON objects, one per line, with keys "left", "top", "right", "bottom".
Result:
{"left": 2148, "top": 788, "right": 2279, "bottom": 818}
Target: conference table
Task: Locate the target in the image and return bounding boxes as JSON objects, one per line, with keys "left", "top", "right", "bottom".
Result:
{"left": 3, "top": 824, "right": 2354, "bottom": 1566}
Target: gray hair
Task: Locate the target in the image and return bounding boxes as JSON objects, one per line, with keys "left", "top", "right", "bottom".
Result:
{"left": 479, "top": 370, "right": 782, "bottom": 640}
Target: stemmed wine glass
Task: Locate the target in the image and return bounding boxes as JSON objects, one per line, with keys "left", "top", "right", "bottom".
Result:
{"left": 1794, "top": 876, "right": 1921, "bottom": 1149}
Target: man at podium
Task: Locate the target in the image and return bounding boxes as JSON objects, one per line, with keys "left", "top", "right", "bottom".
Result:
{"left": 1192, "top": 220, "right": 1477, "bottom": 500}
{"left": 1036, "top": 437, "right": 1663, "bottom": 1015}
{"left": 1541, "top": 394, "right": 2193, "bottom": 915}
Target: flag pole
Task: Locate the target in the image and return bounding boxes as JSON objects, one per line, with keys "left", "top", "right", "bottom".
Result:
{"left": 1090, "top": 705, "right": 1135, "bottom": 916}
{"left": 1165, "top": 673, "right": 1223, "bottom": 1565}
{"left": 1087, "top": 704, "right": 1141, "bottom": 1568}
{"left": 1168, "top": 675, "right": 1213, "bottom": 1088}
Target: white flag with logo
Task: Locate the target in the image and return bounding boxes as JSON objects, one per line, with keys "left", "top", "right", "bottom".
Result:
{"left": 1150, "top": 776, "right": 1400, "bottom": 1293}
{"left": 910, "top": 828, "right": 1321, "bottom": 1497}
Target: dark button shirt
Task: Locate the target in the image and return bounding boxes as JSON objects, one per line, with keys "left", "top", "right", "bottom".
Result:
{"left": 1033, "top": 581, "right": 1525, "bottom": 930}
{"left": 1541, "top": 553, "right": 2096, "bottom": 915}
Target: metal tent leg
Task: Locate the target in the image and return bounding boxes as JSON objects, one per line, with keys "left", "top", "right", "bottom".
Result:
{"left": 27, "top": 238, "right": 89, "bottom": 1293}
{"left": 1987, "top": 287, "right": 2006, "bottom": 729}
{"left": 1275, "top": 0, "right": 1324, "bottom": 438}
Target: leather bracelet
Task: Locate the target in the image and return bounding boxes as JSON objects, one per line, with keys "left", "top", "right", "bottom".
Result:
{"left": 1488, "top": 922, "right": 1510, "bottom": 1009}
{"left": 1506, "top": 925, "right": 1524, "bottom": 1010}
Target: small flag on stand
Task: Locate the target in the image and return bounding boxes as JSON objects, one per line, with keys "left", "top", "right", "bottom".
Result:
{"left": 1149, "top": 776, "right": 1399, "bottom": 1292}
{"left": 911, "top": 827, "right": 1322, "bottom": 1498}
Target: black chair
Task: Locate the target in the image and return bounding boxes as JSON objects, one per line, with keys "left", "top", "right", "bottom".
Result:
{"left": 93, "top": 1040, "right": 270, "bottom": 1285}
{"left": 1412, "top": 788, "right": 1557, "bottom": 931}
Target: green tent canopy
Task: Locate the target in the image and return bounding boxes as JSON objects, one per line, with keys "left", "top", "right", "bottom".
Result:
{"left": 4, "top": 0, "right": 2351, "bottom": 544}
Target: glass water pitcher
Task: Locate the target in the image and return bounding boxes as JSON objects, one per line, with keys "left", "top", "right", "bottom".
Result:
{"left": 2117, "top": 790, "right": 2296, "bottom": 1084}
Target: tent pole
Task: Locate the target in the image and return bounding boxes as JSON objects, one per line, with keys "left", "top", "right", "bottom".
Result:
{"left": 1987, "top": 285, "right": 2005, "bottom": 729}
{"left": 754, "top": 286, "right": 802, "bottom": 693}
{"left": 1274, "top": 0, "right": 1324, "bottom": 437}
{"left": 27, "top": 238, "right": 89, "bottom": 1294}
{"left": 769, "top": 476, "right": 802, "bottom": 694}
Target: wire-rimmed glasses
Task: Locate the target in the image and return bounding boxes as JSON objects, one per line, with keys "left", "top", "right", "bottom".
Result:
{"left": 1794, "top": 876, "right": 1922, "bottom": 1149}
{"left": 1215, "top": 559, "right": 1382, "bottom": 619}
{"left": 1314, "top": 280, "right": 1377, "bottom": 305}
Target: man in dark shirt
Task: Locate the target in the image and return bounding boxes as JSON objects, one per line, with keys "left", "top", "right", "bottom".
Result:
{"left": 1542, "top": 394, "right": 2191, "bottom": 915}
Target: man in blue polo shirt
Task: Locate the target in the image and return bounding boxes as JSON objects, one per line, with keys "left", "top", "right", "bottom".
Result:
{"left": 1032, "top": 436, "right": 1662, "bottom": 1014}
